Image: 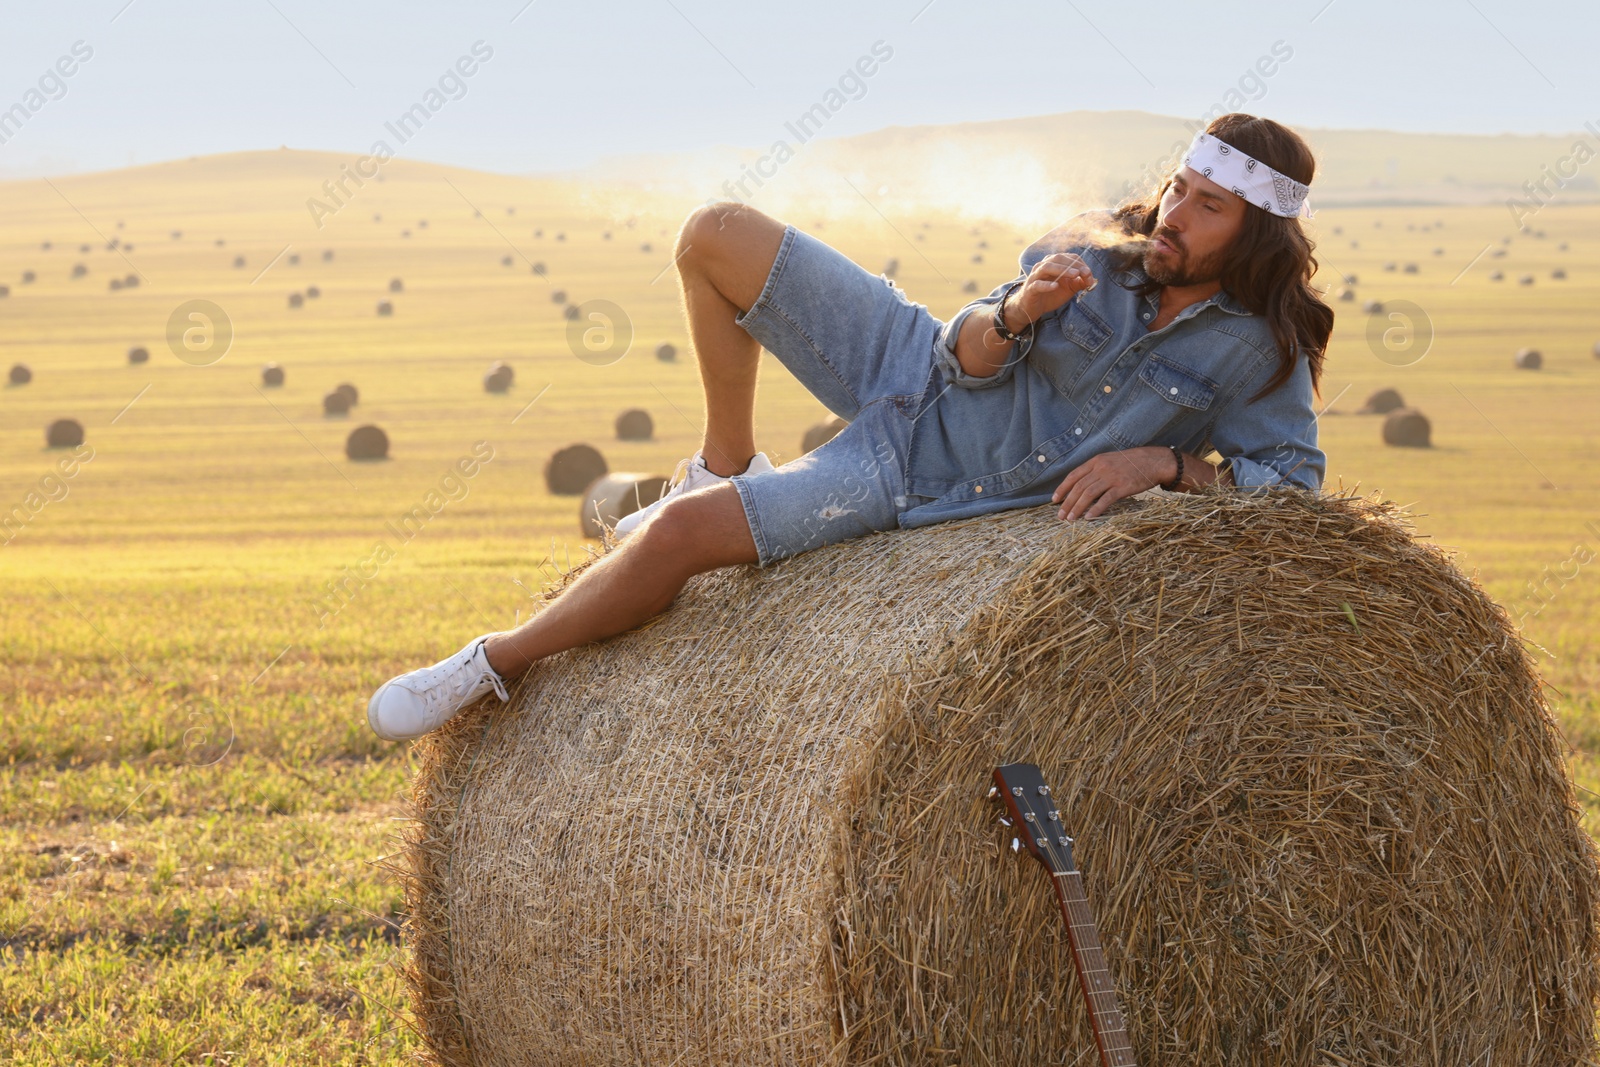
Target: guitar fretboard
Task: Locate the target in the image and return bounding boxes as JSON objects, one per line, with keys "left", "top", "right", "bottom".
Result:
{"left": 1052, "top": 870, "right": 1137, "bottom": 1067}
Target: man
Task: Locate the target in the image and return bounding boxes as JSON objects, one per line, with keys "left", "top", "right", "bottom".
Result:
{"left": 366, "top": 111, "right": 1331, "bottom": 741}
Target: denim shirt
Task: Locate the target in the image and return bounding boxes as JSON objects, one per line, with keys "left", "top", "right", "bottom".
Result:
{"left": 897, "top": 210, "right": 1324, "bottom": 531}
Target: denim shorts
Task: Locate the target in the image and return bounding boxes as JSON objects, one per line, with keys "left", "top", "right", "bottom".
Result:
{"left": 730, "top": 224, "right": 945, "bottom": 568}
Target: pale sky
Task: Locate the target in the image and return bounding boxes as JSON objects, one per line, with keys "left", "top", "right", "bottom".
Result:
{"left": 0, "top": 0, "right": 1594, "bottom": 178}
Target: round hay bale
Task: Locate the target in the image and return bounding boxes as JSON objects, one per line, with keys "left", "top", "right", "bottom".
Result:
{"left": 562, "top": 303, "right": 580, "bottom": 321}
{"left": 109, "top": 278, "right": 124, "bottom": 291}
{"left": 46, "top": 418, "right": 84, "bottom": 448}
{"left": 1359, "top": 387, "right": 1405, "bottom": 415}
{"left": 127, "top": 346, "right": 149, "bottom": 365}
{"left": 1402, "top": 262, "right": 1418, "bottom": 274}
{"left": 882, "top": 257, "right": 899, "bottom": 278}
{"left": 71, "top": 264, "right": 87, "bottom": 278}
{"left": 489, "top": 360, "right": 514, "bottom": 387}
{"left": 10, "top": 363, "right": 33, "bottom": 385}
{"left": 501, "top": 255, "right": 514, "bottom": 267}
{"left": 655, "top": 342, "right": 677, "bottom": 363}
{"left": 961, "top": 279, "right": 979, "bottom": 293}
{"left": 323, "top": 390, "right": 351, "bottom": 417}
{"left": 323, "top": 249, "right": 334, "bottom": 261}
{"left": 306, "top": 285, "right": 321, "bottom": 299}
{"left": 400, "top": 491, "right": 1600, "bottom": 1066}
{"left": 288, "top": 253, "right": 300, "bottom": 266}
{"left": 1489, "top": 270, "right": 1505, "bottom": 281}
{"left": 1515, "top": 347, "right": 1543, "bottom": 370}
{"left": 1593, "top": 340, "right": 1600, "bottom": 360}
{"left": 613, "top": 408, "right": 653, "bottom": 441}
{"left": 0, "top": 285, "right": 8, "bottom": 298}
{"left": 288, "top": 292, "right": 304, "bottom": 309}
{"left": 531, "top": 262, "right": 546, "bottom": 277}
{"left": 346, "top": 424, "right": 389, "bottom": 461}
{"left": 544, "top": 443, "right": 608, "bottom": 495}
{"left": 1519, "top": 274, "right": 1535, "bottom": 286}
{"left": 577, "top": 471, "right": 669, "bottom": 538}
{"left": 1553, "top": 268, "right": 1567, "bottom": 280}
{"left": 1337, "top": 287, "right": 1355, "bottom": 301}
{"left": 1382, "top": 408, "right": 1432, "bottom": 447}
{"left": 377, "top": 300, "right": 394, "bottom": 317}
{"left": 484, "top": 365, "right": 513, "bottom": 394}
{"left": 1361, "top": 299, "right": 1384, "bottom": 314}
{"left": 335, "top": 382, "right": 359, "bottom": 407}
{"left": 551, "top": 289, "right": 568, "bottom": 304}
{"left": 233, "top": 255, "right": 246, "bottom": 269}
{"left": 1383, "top": 261, "right": 1397, "bottom": 271}
{"left": 261, "top": 363, "right": 285, "bottom": 387}
{"left": 390, "top": 278, "right": 404, "bottom": 293}
{"left": 22, "top": 270, "right": 36, "bottom": 284}
{"left": 801, "top": 414, "right": 850, "bottom": 453}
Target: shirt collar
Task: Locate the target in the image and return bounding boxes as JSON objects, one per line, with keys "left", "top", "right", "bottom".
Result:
{"left": 1120, "top": 262, "right": 1253, "bottom": 318}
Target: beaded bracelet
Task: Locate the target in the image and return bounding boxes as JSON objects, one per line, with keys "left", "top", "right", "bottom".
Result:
{"left": 1161, "top": 445, "right": 1184, "bottom": 491}
{"left": 990, "top": 280, "right": 1035, "bottom": 345}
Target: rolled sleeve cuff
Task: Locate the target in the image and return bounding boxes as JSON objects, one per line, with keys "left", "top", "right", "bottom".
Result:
{"left": 1226, "top": 454, "right": 1323, "bottom": 493}
{"left": 935, "top": 300, "right": 1030, "bottom": 390}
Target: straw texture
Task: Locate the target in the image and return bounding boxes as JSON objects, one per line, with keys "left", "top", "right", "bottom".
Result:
{"left": 398, "top": 487, "right": 1599, "bottom": 1066}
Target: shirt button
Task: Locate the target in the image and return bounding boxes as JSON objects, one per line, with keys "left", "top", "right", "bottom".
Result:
{"left": 1102, "top": 385, "right": 1112, "bottom": 393}
{"left": 1037, "top": 454, "right": 1046, "bottom": 462}
{"left": 1169, "top": 387, "right": 1179, "bottom": 395}
{"left": 1074, "top": 427, "right": 1083, "bottom": 435}
{"left": 1142, "top": 312, "right": 1151, "bottom": 320}
{"left": 974, "top": 484, "right": 983, "bottom": 493}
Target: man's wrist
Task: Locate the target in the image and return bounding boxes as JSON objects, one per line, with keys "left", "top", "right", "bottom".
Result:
{"left": 999, "top": 288, "right": 1033, "bottom": 337}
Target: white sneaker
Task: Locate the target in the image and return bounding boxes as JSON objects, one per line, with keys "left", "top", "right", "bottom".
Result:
{"left": 611, "top": 450, "right": 775, "bottom": 539}
{"left": 367, "top": 633, "right": 510, "bottom": 741}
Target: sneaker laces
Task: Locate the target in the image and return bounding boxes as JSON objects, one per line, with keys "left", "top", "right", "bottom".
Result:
{"left": 412, "top": 641, "right": 508, "bottom": 717}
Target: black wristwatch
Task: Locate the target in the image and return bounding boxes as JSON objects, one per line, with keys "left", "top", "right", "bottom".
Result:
{"left": 991, "top": 280, "right": 1035, "bottom": 345}
{"left": 1161, "top": 445, "right": 1184, "bottom": 491}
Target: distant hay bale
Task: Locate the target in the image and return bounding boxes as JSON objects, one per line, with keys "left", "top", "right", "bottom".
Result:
{"left": 882, "top": 258, "right": 899, "bottom": 278}
{"left": 10, "top": 363, "right": 32, "bottom": 385}
{"left": 1519, "top": 274, "right": 1536, "bottom": 286}
{"left": 655, "top": 342, "right": 677, "bottom": 363}
{"left": 377, "top": 300, "right": 394, "bottom": 317}
{"left": 613, "top": 408, "right": 653, "bottom": 441}
{"left": 1515, "top": 348, "right": 1543, "bottom": 370}
{"left": 346, "top": 424, "right": 389, "bottom": 461}
{"left": 1553, "top": 268, "right": 1567, "bottom": 280}
{"left": 1402, "top": 262, "right": 1418, "bottom": 274}
{"left": 1489, "top": 270, "right": 1505, "bottom": 281}
{"left": 390, "top": 278, "right": 404, "bottom": 293}
{"left": 531, "top": 262, "right": 546, "bottom": 277}
{"left": 1593, "top": 340, "right": 1600, "bottom": 360}
{"left": 323, "top": 390, "right": 351, "bottom": 417}
{"left": 71, "top": 264, "right": 87, "bottom": 278}
{"left": 1359, "top": 388, "right": 1404, "bottom": 415}
{"left": 322, "top": 249, "right": 334, "bottom": 262}
{"left": 1343, "top": 272, "right": 1359, "bottom": 284}
{"left": 288, "top": 292, "right": 304, "bottom": 309}
{"left": 306, "top": 286, "right": 321, "bottom": 299}
{"left": 335, "top": 382, "right": 359, "bottom": 407}
{"left": 1382, "top": 408, "right": 1432, "bottom": 447}
{"left": 1361, "top": 299, "right": 1384, "bottom": 314}
{"left": 802, "top": 415, "right": 850, "bottom": 454}
{"left": 261, "top": 363, "right": 285, "bottom": 387}
{"left": 640, "top": 242, "right": 651, "bottom": 252}
{"left": 109, "top": 278, "right": 124, "bottom": 291}
{"left": 501, "top": 255, "right": 514, "bottom": 267}
{"left": 484, "top": 364, "right": 514, "bottom": 394}
{"left": 961, "top": 279, "right": 979, "bottom": 293}
{"left": 1383, "top": 261, "right": 1397, "bottom": 271}
{"left": 578, "top": 472, "right": 669, "bottom": 538}
{"left": 1337, "top": 288, "right": 1355, "bottom": 301}
{"left": 398, "top": 490, "right": 1600, "bottom": 1067}
{"left": 971, "top": 253, "right": 983, "bottom": 263}
{"left": 46, "top": 418, "right": 84, "bottom": 448}
{"left": 551, "top": 290, "right": 568, "bottom": 304}
{"left": 233, "top": 256, "right": 246, "bottom": 269}
{"left": 127, "top": 346, "right": 149, "bottom": 365}
{"left": 563, "top": 304, "right": 580, "bottom": 321}
{"left": 0, "top": 285, "right": 8, "bottom": 298}
{"left": 544, "top": 443, "right": 608, "bottom": 495}
{"left": 287, "top": 253, "right": 300, "bottom": 266}
{"left": 22, "top": 270, "right": 35, "bottom": 283}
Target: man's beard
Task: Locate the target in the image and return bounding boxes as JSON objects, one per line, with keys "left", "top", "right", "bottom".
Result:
{"left": 1142, "top": 227, "right": 1230, "bottom": 287}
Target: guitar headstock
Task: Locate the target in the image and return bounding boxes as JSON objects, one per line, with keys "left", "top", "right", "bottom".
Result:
{"left": 992, "top": 762, "right": 1074, "bottom": 875}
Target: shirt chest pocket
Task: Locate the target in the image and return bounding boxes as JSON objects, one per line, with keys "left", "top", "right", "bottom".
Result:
{"left": 1106, "top": 352, "right": 1219, "bottom": 448}
{"left": 1037, "top": 302, "right": 1113, "bottom": 396}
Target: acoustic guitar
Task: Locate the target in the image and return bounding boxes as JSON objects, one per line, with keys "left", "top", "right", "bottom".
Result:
{"left": 991, "top": 762, "right": 1137, "bottom": 1067}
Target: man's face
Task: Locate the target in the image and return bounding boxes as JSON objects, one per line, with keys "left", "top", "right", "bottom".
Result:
{"left": 1144, "top": 166, "right": 1249, "bottom": 287}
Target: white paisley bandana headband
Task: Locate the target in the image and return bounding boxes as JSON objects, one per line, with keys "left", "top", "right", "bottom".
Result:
{"left": 1181, "top": 131, "right": 1313, "bottom": 219}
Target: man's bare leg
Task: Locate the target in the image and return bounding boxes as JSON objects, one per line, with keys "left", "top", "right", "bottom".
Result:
{"left": 674, "top": 201, "right": 787, "bottom": 476}
{"left": 483, "top": 446, "right": 758, "bottom": 682}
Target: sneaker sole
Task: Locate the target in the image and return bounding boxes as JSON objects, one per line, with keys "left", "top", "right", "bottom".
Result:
{"left": 367, "top": 681, "right": 406, "bottom": 742}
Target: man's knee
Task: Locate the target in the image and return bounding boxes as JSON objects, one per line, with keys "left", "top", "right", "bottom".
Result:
{"left": 631, "top": 484, "right": 757, "bottom": 572}
{"left": 677, "top": 201, "right": 777, "bottom": 270}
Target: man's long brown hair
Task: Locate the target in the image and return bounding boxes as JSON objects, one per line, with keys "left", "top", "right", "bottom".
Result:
{"left": 1111, "top": 113, "right": 1332, "bottom": 402}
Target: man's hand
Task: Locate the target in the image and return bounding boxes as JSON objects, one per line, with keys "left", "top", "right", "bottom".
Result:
{"left": 1010, "top": 253, "right": 1097, "bottom": 326}
{"left": 1051, "top": 446, "right": 1174, "bottom": 521}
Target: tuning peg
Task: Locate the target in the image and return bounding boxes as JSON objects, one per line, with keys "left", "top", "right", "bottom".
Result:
{"left": 986, "top": 785, "right": 998, "bottom": 799}
{"left": 1011, "top": 837, "right": 1021, "bottom": 853}
{"left": 997, "top": 815, "right": 1012, "bottom": 827}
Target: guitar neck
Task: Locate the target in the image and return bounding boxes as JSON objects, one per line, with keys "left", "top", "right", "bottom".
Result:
{"left": 1051, "top": 870, "right": 1138, "bottom": 1067}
